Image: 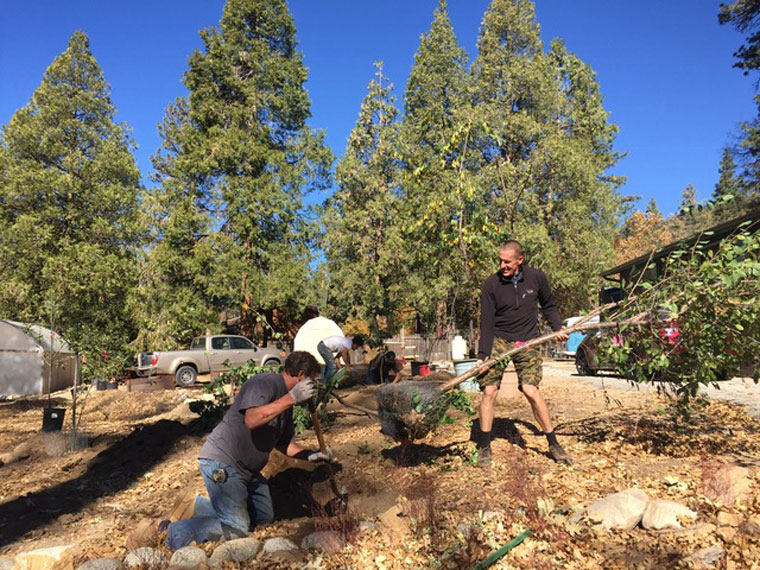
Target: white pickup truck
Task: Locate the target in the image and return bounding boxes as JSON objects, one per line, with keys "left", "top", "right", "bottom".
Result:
{"left": 135, "top": 335, "right": 287, "bottom": 386}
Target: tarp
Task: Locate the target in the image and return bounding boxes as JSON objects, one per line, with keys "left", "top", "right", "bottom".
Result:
{"left": 293, "top": 317, "right": 344, "bottom": 365}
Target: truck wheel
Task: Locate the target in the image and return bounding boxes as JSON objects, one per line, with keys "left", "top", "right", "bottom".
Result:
{"left": 575, "top": 351, "right": 596, "bottom": 377}
{"left": 175, "top": 365, "right": 198, "bottom": 387}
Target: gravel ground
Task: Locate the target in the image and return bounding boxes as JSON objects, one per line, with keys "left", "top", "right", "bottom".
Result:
{"left": 546, "top": 359, "right": 760, "bottom": 418}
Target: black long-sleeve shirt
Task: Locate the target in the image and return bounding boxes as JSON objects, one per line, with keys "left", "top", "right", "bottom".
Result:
{"left": 477, "top": 265, "right": 563, "bottom": 359}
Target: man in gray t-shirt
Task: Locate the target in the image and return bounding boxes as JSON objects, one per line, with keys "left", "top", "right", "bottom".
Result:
{"left": 166, "top": 351, "right": 328, "bottom": 550}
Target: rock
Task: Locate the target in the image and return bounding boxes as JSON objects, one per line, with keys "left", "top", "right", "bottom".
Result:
{"left": 704, "top": 464, "right": 751, "bottom": 505}
{"left": 587, "top": 489, "right": 649, "bottom": 530}
{"left": 0, "top": 558, "right": 14, "bottom": 570}
{"left": 76, "top": 559, "right": 123, "bottom": 570}
{"left": 717, "top": 511, "right": 742, "bottom": 527}
{"left": 717, "top": 526, "right": 737, "bottom": 543}
{"left": 358, "top": 521, "right": 377, "bottom": 533}
{"left": 262, "top": 538, "right": 299, "bottom": 555}
{"left": 641, "top": 499, "right": 697, "bottom": 530}
{"left": 685, "top": 545, "right": 724, "bottom": 568}
{"left": 123, "top": 547, "right": 167, "bottom": 569}
{"left": 12, "top": 545, "right": 73, "bottom": 570}
{"left": 378, "top": 504, "right": 408, "bottom": 534}
{"left": 208, "top": 538, "right": 261, "bottom": 567}
{"left": 169, "top": 547, "right": 207, "bottom": 569}
{"left": 300, "top": 531, "right": 344, "bottom": 554}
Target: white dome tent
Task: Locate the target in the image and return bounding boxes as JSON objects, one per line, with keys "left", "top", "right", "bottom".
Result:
{"left": 293, "top": 317, "right": 344, "bottom": 364}
{"left": 0, "top": 320, "right": 78, "bottom": 397}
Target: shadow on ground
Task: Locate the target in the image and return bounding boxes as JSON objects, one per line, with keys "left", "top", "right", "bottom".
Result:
{"left": 0, "top": 418, "right": 211, "bottom": 547}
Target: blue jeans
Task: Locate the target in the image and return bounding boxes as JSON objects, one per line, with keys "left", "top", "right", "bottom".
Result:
{"left": 317, "top": 341, "right": 337, "bottom": 382}
{"left": 165, "top": 459, "right": 273, "bottom": 550}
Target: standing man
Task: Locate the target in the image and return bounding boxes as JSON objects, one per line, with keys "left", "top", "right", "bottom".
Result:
{"left": 165, "top": 351, "right": 331, "bottom": 550}
{"left": 317, "top": 334, "right": 364, "bottom": 383}
{"left": 476, "top": 240, "right": 571, "bottom": 466}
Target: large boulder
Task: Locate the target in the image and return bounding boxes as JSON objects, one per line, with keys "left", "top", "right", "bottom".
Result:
{"left": 168, "top": 546, "right": 207, "bottom": 570}
{"left": 641, "top": 499, "right": 697, "bottom": 530}
{"left": 300, "top": 531, "right": 344, "bottom": 554}
{"left": 587, "top": 489, "right": 649, "bottom": 530}
{"left": 208, "top": 538, "right": 261, "bottom": 567}
{"left": 703, "top": 464, "right": 751, "bottom": 505}
{"left": 12, "top": 545, "right": 73, "bottom": 570}
{"left": 123, "top": 548, "right": 166, "bottom": 569}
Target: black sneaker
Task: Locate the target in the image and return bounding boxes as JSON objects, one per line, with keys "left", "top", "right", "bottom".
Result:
{"left": 477, "top": 446, "right": 492, "bottom": 468}
{"left": 549, "top": 443, "right": 573, "bottom": 465}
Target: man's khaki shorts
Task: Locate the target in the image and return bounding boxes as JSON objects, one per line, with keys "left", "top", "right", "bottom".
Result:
{"left": 477, "top": 337, "right": 543, "bottom": 388}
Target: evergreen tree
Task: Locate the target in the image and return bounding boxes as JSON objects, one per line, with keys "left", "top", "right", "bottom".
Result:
{"left": 719, "top": 2, "right": 760, "bottom": 195}
{"left": 398, "top": 0, "right": 471, "bottom": 333}
{"left": 645, "top": 198, "right": 661, "bottom": 217}
{"left": 713, "top": 147, "right": 741, "bottom": 200}
{"left": 137, "top": 0, "right": 331, "bottom": 346}
{"left": 322, "top": 63, "right": 403, "bottom": 338}
{"left": 469, "top": 0, "right": 623, "bottom": 314}
{"left": 0, "top": 31, "right": 143, "bottom": 372}
{"left": 719, "top": 0, "right": 760, "bottom": 75}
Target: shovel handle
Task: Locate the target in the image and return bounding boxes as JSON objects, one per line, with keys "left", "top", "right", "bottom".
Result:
{"left": 437, "top": 302, "right": 636, "bottom": 393}
{"left": 310, "top": 409, "right": 343, "bottom": 499}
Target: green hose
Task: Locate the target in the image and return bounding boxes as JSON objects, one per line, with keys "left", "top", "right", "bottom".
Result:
{"left": 472, "top": 529, "right": 532, "bottom": 570}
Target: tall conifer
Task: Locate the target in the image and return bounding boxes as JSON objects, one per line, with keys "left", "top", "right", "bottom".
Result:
{"left": 322, "top": 64, "right": 403, "bottom": 337}
{"left": 470, "top": 0, "right": 623, "bottom": 313}
{"left": 138, "top": 0, "right": 331, "bottom": 345}
{"left": 0, "top": 31, "right": 143, "bottom": 365}
{"left": 398, "top": 0, "right": 472, "bottom": 333}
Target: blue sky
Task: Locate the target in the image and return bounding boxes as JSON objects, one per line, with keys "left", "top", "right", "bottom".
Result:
{"left": 0, "top": 0, "right": 755, "bottom": 216}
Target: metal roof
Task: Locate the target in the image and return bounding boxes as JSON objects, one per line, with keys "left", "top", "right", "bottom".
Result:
{"left": 602, "top": 208, "right": 760, "bottom": 279}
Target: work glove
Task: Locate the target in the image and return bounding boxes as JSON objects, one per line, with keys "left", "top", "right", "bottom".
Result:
{"left": 289, "top": 377, "right": 316, "bottom": 405}
{"left": 307, "top": 447, "right": 334, "bottom": 463}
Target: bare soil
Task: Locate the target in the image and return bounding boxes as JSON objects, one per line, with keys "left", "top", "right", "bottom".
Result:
{"left": 0, "top": 365, "right": 758, "bottom": 569}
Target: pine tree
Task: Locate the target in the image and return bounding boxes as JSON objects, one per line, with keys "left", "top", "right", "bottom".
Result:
{"left": 0, "top": 31, "right": 143, "bottom": 370}
{"left": 137, "top": 0, "right": 331, "bottom": 346}
{"left": 469, "top": 0, "right": 623, "bottom": 314}
{"left": 714, "top": 147, "right": 741, "bottom": 200}
{"left": 398, "top": 0, "right": 471, "bottom": 333}
{"left": 719, "top": 2, "right": 760, "bottom": 194}
{"left": 645, "top": 198, "right": 661, "bottom": 218}
{"left": 322, "top": 63, "right": 403, "bottom": 338}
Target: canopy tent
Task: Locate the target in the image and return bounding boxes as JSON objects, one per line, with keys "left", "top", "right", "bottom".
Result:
{"left": 0, "top": 320, "right": 77, "bottom": 396}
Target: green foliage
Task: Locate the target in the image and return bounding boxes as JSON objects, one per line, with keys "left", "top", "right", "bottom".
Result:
{"left": 605, "top": 226, "right": 760, "bottom": 412}
{"left": 718, "top": 1, "right": 760, "bottom": 199}
{"left": 134, "top": 0, "right": 331, "bottom": 349}
{"left": 0, "top": 31, "right": 144, "bottom": 375}
{"left": 190, "top": 359, "right": 281, "bottom": 422}
{"left": 469, "top": 2, "right": 624, "bottom": 315}
{"left": 397, "top": 0, "right": 472, "bottom": 333}
{"left": 719, "top": 0, "right": 760, "bottom": 75}
{"left": 321, "top": 63, "right": 404, "bottom": 339}
{"left": 324, "top": 0, "right": 624, "bottom": 334}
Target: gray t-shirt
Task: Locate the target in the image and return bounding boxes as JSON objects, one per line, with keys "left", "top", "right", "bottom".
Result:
{"left": 199, "top": 373, "right": 294, "bottom": 480}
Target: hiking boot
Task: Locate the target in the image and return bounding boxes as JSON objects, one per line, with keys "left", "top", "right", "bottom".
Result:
{"left": 477, "top": 446, "right": 492, "bottom": 468}
{"left": 549, "top": 443, "right": 573, "bottom": 466}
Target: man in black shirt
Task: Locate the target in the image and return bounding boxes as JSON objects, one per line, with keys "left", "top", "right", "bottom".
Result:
{"left": 166, "top": 351, "right": 330, "bottom": 550}
{"left": 476, "top": 240, "right": 572, "bottom": 466}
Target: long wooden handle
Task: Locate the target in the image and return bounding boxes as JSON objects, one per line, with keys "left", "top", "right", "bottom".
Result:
{"left": 437, "top": 305, "right": 643, "bottom": 393}
{"left": 310, "top": 410, "right": 343, "bottom": 499}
